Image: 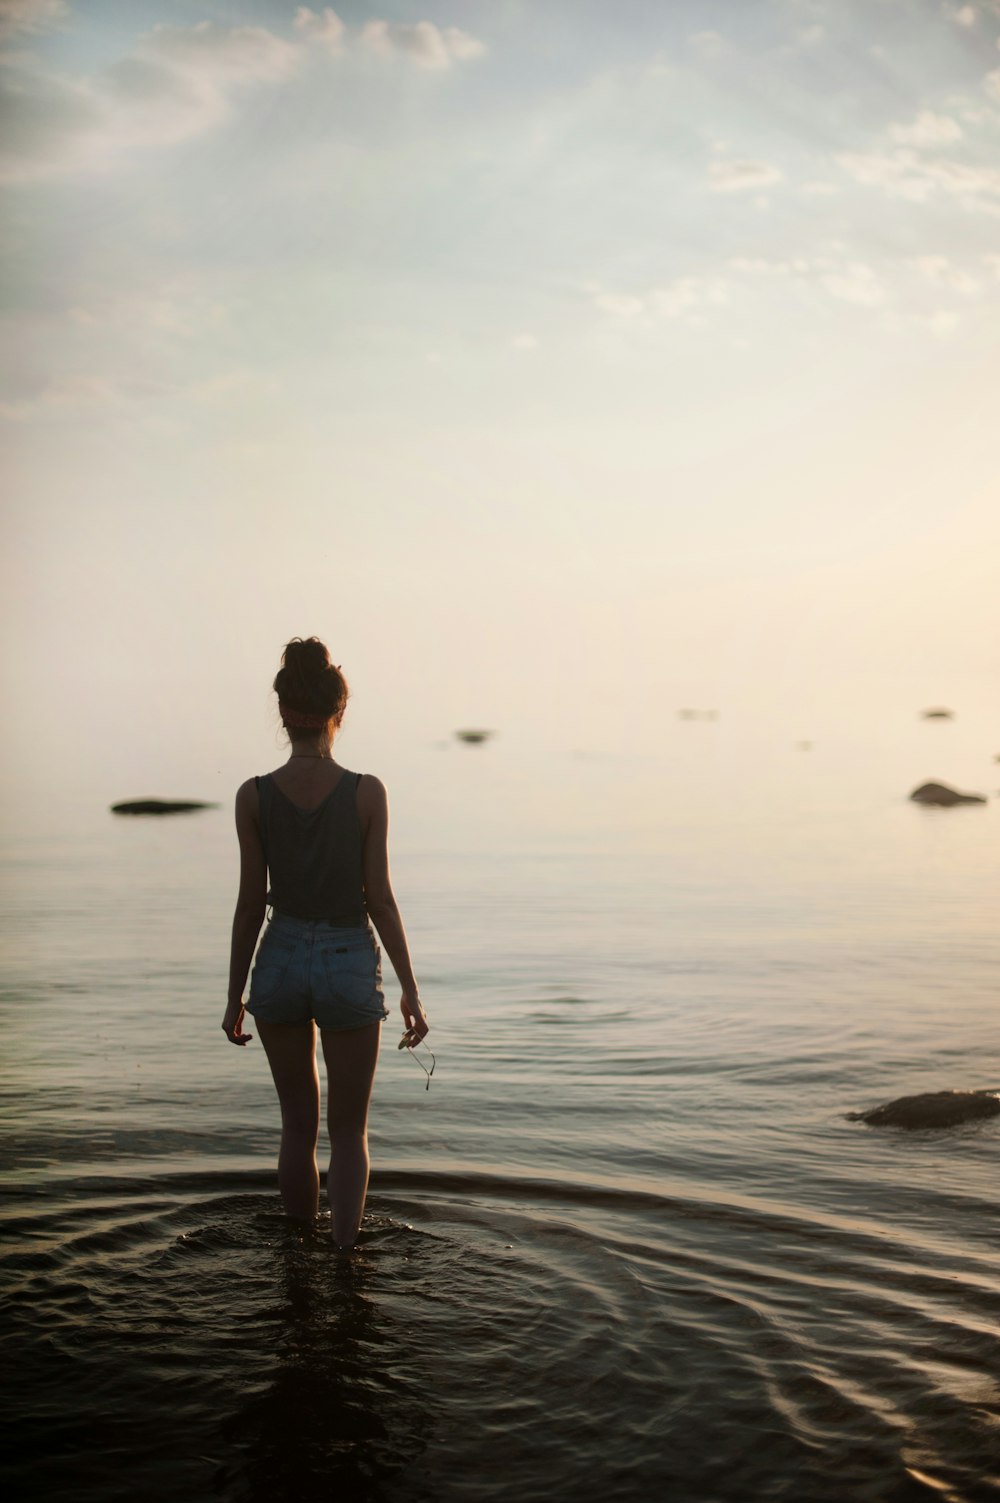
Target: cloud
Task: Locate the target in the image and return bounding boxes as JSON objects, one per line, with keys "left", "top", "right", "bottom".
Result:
{"left": 724, "top": 250, "right": 998, "bottom": 330}
{"left": 186, "top": 367, "right": 278, "bottom": 405}
{"left": 943, "top": 3, "right": 977, "bottom": 24}
{"left": 888, "top": 110, "right": 963, "bottom": 147}
{"left": 650, "top": 277, "right": 728, "bottom": 317}
{"left": 727, "top": 257, "right": 809, "bottom": 275}
{"left": 359, "top": 20, "right": 486, "bottom": 69}
{"left": 138, "top": 21, "right": 300, "bottom": 85}
{"left": 509, "top": 333, "right": 538, "bottom": 350}
{"left": 0, "top": 361, "right": 281, "bottom": 422}
{"left": 836, "top": 147, "right": 1000, "bottom": 212}
{"left": 593, "top": 292, "right": 644, "bottom": 319}
{"left": 0, "top": 55, "right": 105, "bottom": 183}
{"left": 920, "top": 309, "right": 960, "bottom": 337}
{"left": 0, "top": 12, "right": 484, "bottom": 184}
{"left": 688, "top": 31, "right": 724, "bottom": 59}
{"left": 0, "top": 21, "right": 301, "bottom": 183}
{"left": 591, "top": 250, "right": 997, "bottom": 335}
{"left": 835, "top": 77, "right": 1000, "bottom": 216}
{"left": 87, "top": 282, "right": 228, "bottom": 338}
{"left": 0, "top": 372, "right": 155, "bottom": 422}
{"left": 782, "top": 22, "right": 826, "bottom": 53}
{"left": 707, "top": 158, "right": 783, "bottom": 192}
{"left": 293, "top": 6, "right": 345, "bottom": 52}
{"left": 0, "top": 0, "right": 67, "bottom": 40}
{"left": 820, "top": 261, "right": 886, "bottom": 306}
{"left": 729, "top": 255, "right": 892, "bottom": 312}
{"left": 592, "top": 277, "right": 728, "bottom": 323}
{"left": 908, "top": 255, "right": 980, "bottom": 293}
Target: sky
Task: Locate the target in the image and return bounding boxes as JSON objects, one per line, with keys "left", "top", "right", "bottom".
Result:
{"left": 2, "top": 0, "right": 998, "bottom": 822}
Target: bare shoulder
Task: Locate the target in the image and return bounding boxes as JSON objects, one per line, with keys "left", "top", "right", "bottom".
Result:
{"left": 356, "top": 775, "right": 387, "bottom": 835}
{"left": 357, "top": 772, "right": 388, "bottom": 815}
{"left": 235, "top": 778, "right": 259, "bottom": 817}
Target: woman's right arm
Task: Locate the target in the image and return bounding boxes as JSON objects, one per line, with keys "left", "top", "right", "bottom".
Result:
{"left": 222, "top": 778, "right": 267, "bottom": 1045}
{"left": 359, "top": 774, "right": 428, "bottom": 1044}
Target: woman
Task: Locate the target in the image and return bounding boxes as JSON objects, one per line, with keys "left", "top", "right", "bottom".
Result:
{"left": 222, "top": 637, "right": 428, "bottom": 1249}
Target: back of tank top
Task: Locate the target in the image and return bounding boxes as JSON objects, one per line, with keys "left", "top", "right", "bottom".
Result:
{"left": 256, "top": 770, "right": 367, "bottom": 923}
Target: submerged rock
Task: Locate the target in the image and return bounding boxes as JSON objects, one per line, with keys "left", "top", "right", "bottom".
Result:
{"left": 909, "top": 781, "right": 986, "bottom": 806}
{"left": 454, "top": 729, "right": 494, "bottom": 745}
{"left": 111, "top": 799, "right": 217, "bottom": 816}
{"left": 847, "top": 1090, "right": 1000, "bottom": 1129}
{"left": 920, "top": 708, "right": 953, "bottom": 719}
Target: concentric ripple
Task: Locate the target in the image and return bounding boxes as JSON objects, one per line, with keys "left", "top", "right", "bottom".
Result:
{"left": 2, "top": 1170, "right": 998, "bottom": 1503}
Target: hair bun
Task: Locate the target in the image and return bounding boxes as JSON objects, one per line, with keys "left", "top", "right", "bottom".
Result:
{"left": 274, "top": 637, "right": 349, "bottom": 736}
{"left": 283, "top": 636, "right": 330, "bottom": 672}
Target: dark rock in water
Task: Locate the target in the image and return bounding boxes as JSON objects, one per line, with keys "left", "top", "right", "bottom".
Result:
{"left": 847, "top": 1090, "right": 1000, "bottom": 1129}
{"left": 111, "top": 799, "right": 217, "bottom": 816}
{"left": 909, "top": 781, "right": 986, "bottom": 807}
{"left": 454, "top": 729, "right": 494, "bottom": 745}
{"left": 920, "top": 707, "right": 954, "bottom": 719}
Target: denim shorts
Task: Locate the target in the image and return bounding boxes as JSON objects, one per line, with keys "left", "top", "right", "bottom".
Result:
{"left": 245, "top": 913, "right": 389, "bottom": 1031}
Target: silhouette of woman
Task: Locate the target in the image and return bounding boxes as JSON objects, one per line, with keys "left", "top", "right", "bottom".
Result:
{"left": 222, "top": 637, "right": 429, "bottom": 1248}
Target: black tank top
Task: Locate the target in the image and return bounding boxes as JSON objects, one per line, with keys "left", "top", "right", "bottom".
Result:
{"left": 256, "top": 770, "right": 367, "bottom": 924}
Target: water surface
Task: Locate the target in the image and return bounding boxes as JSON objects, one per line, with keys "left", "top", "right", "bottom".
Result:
{"left": 2, "top": 725, "right": 998, "bottom": 1501}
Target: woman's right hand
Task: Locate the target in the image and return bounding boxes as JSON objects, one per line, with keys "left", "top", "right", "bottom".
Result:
{"left": 400, "top": 992, "right": 429, "bottom": 1046}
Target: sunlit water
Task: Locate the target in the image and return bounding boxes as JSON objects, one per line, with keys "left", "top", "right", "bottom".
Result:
{"left": 2, "top": 722, "right": 998, "bottom": 1501}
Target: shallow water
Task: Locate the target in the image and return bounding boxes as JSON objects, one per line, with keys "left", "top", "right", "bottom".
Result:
{"left": 2, "top": 728, "right": 999, "bottom": 1501}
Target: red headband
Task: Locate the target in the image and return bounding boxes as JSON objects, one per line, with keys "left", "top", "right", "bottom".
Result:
{"left": 278, "top": 701, "right": 329, "bottom": 729}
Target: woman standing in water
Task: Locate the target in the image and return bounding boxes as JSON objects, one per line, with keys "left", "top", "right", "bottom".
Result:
{"left": 222, "top": 637, "right": 428, "bottom": 1248}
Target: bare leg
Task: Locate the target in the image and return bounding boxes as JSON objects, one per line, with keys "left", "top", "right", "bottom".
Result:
{"left": 320, "top": 1021, "right": 382, "bottom": 1247}
{"left": 257, "top": 1020, "right": 321, "bottom": 1221}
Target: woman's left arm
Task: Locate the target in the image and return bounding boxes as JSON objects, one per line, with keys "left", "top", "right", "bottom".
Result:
{"left": 222, "top": 779, "right": 267, "bottom": 1046}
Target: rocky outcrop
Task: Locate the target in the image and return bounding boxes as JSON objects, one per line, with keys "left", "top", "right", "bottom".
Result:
{"left": 909, "top": 782, "right": 986, "bottom": 806}
{"left": 111, "top": 800, "right": 218, "bottom": 815}
{"left": 847, "top": 1090, "right": 1000, "bottom": 1129}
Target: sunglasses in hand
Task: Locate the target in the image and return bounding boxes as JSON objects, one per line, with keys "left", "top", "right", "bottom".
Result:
{"left": 398, "top": 1029, "right": 435, "bottom": 1089}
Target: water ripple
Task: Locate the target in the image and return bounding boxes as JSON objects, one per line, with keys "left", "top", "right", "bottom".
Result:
{"left": 2, "top": 1170, "right": 998, "bottom": 1503}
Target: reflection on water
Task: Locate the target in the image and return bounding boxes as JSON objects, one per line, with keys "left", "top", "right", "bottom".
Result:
{"left": 216, "top": 1217, "right": 431, "bottom": 1503}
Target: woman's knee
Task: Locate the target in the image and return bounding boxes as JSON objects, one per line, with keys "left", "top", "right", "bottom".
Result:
{"left": 281, "top": 1110, "right": 320, "bottom": 1143}
{"left": 327, "top": 1112, "right": 368, "bottom": 1141}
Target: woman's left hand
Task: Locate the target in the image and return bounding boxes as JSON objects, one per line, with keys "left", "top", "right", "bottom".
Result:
{"left": 222, "top": 1000, "right": 254, "bottom": 1046}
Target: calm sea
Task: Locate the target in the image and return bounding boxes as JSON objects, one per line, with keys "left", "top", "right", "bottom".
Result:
{"left": 2, "top": 717, "right": 998, "bottom": 1502}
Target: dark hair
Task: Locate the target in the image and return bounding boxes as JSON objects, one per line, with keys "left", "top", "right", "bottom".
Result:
{"left": 274, "top": 637, "right": 349, "bottom": 742}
